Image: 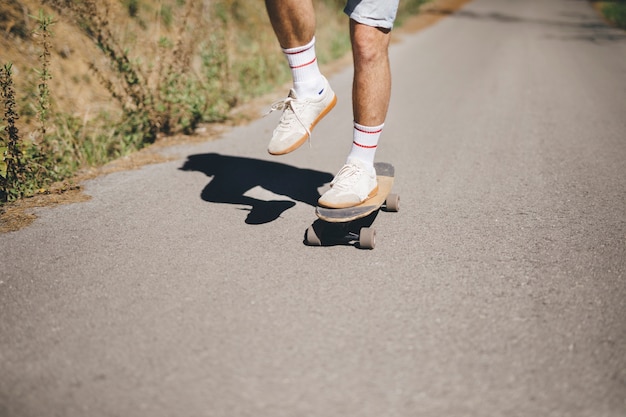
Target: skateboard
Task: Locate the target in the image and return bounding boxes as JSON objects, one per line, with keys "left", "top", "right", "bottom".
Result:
{"left": 305, "top": 162, "right": 399, "bottom": 249}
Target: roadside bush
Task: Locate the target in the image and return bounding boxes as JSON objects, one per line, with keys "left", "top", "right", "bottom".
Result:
{"left": 602, "top": 0, "right": 626, "bottom": 29}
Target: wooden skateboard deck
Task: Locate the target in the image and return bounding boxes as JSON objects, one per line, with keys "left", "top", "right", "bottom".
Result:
{"left": 316, "top": 162, "right": 395, "bottom": 223}
{"left": 306, "top": 162, "right": 399, "bottom": 249}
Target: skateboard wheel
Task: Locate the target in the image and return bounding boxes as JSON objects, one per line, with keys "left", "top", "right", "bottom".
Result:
{"left": 359, "top": 227, "right": 376, "bottom": 249}
{"left": 306, "top": 226, "right": 322, "bottom": 246}
{"left": 385, "top": 193, "right": 400, "bottom": 212}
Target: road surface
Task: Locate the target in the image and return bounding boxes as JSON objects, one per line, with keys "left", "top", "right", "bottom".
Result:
{"left": 1, "top": 0, "right": 625, "bottom": 416}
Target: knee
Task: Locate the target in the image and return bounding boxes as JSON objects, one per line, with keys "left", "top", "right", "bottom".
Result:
{"left": 351, "top": 24, "right": 390, "bottom": 65}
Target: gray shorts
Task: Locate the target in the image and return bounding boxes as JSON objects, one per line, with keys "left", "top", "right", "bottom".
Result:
{"left": 344, "top": 0, "right": 400, "bottom": 30}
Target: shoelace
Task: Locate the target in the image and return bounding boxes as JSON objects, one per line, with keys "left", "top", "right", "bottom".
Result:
{"left": 266, "top": 95, "right": 313, "bottom": 145}
{"left": 330, "top": 163, "right": 363, "bottom": 190}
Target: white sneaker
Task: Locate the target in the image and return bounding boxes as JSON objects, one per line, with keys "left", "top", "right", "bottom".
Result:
{"left": 318, "top": 158, "right": 378, "bottom": 209}
{"left": 267, "top": 77, "right": 337, "bottom": 155}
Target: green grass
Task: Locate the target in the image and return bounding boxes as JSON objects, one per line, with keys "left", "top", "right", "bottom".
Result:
{"left": 601, "top": 0, "right": 626, "bottom": 29}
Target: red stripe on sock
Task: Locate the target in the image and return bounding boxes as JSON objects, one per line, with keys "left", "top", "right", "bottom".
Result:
{"left": 354, "top": 126, "right": 383, "bottom": 134}
{"left": 284, "top": 44, "right": 314, "bottom": 55}
{"left": 353, "top": 141, "right": 378, "bottom": 149}
{"left": 290, "top": 57, "right": 317, "bottom": 69}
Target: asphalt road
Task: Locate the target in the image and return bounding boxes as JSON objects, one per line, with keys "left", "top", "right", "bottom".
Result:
{"left": 1, "top": 0, "right": 625, "bottom": 416}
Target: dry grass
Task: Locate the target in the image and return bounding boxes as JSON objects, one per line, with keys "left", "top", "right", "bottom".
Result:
{"left": 0, "top": 1, "right": 115, "bottom": 127}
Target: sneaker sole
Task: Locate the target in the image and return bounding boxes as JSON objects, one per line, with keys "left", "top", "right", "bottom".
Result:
{"left": 268, "top": 93, "right": 338, "bottom": 156}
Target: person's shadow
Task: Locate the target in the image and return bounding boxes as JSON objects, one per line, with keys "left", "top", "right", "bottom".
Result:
{"left": 179, "top": 153, "right": 333, "bottom": 225}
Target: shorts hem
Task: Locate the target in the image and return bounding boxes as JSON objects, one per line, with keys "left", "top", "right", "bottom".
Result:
{"left": 347, "top": 13, "right": 395, "bottom": 30}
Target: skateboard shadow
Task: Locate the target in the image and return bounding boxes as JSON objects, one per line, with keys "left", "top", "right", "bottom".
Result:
{"left": 179, "top": 153, "right": 333, "bottom": 225}
{"left": 306, "top": 210, "right": 380, "bottom": 248}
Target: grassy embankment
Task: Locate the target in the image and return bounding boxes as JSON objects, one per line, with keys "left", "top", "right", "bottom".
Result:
{"left": 0, "top": 0, "right": 428, "bottom": 205}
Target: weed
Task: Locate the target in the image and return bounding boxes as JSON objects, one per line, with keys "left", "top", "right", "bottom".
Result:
{"left": 34, "top": 10, "right": 54, "bottom": 139}
{"left": 1, "top": 64, "right": 29, "bottom": 202}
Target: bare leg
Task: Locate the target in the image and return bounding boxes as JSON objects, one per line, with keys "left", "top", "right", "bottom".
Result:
{"left": 350, "top": 20, "right": 392, "bottom": 126}
{"left": 316, "top": 20, "right": 392, "bottom": 208}
{"left": 264, "top": 0, "right": 316, "bottom": 48}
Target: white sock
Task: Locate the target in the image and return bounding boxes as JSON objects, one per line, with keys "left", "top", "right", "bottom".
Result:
{"left": 283, "top": 37, "right": 325, "bottom": 99}
{"left": 347, "top": 122, "right": 383, "bottom": 169}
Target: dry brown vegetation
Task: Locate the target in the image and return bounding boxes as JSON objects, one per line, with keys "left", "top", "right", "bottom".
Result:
{"left": 0, "top": 0, "right": 350, "bottom": 132}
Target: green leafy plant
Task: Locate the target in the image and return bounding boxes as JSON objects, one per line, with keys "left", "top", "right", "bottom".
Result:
{"left": 602, "top": 0, "right": 626, "bottom": 29}
{"left": 1, "top": 63, "right": 27, "bottom": 202}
